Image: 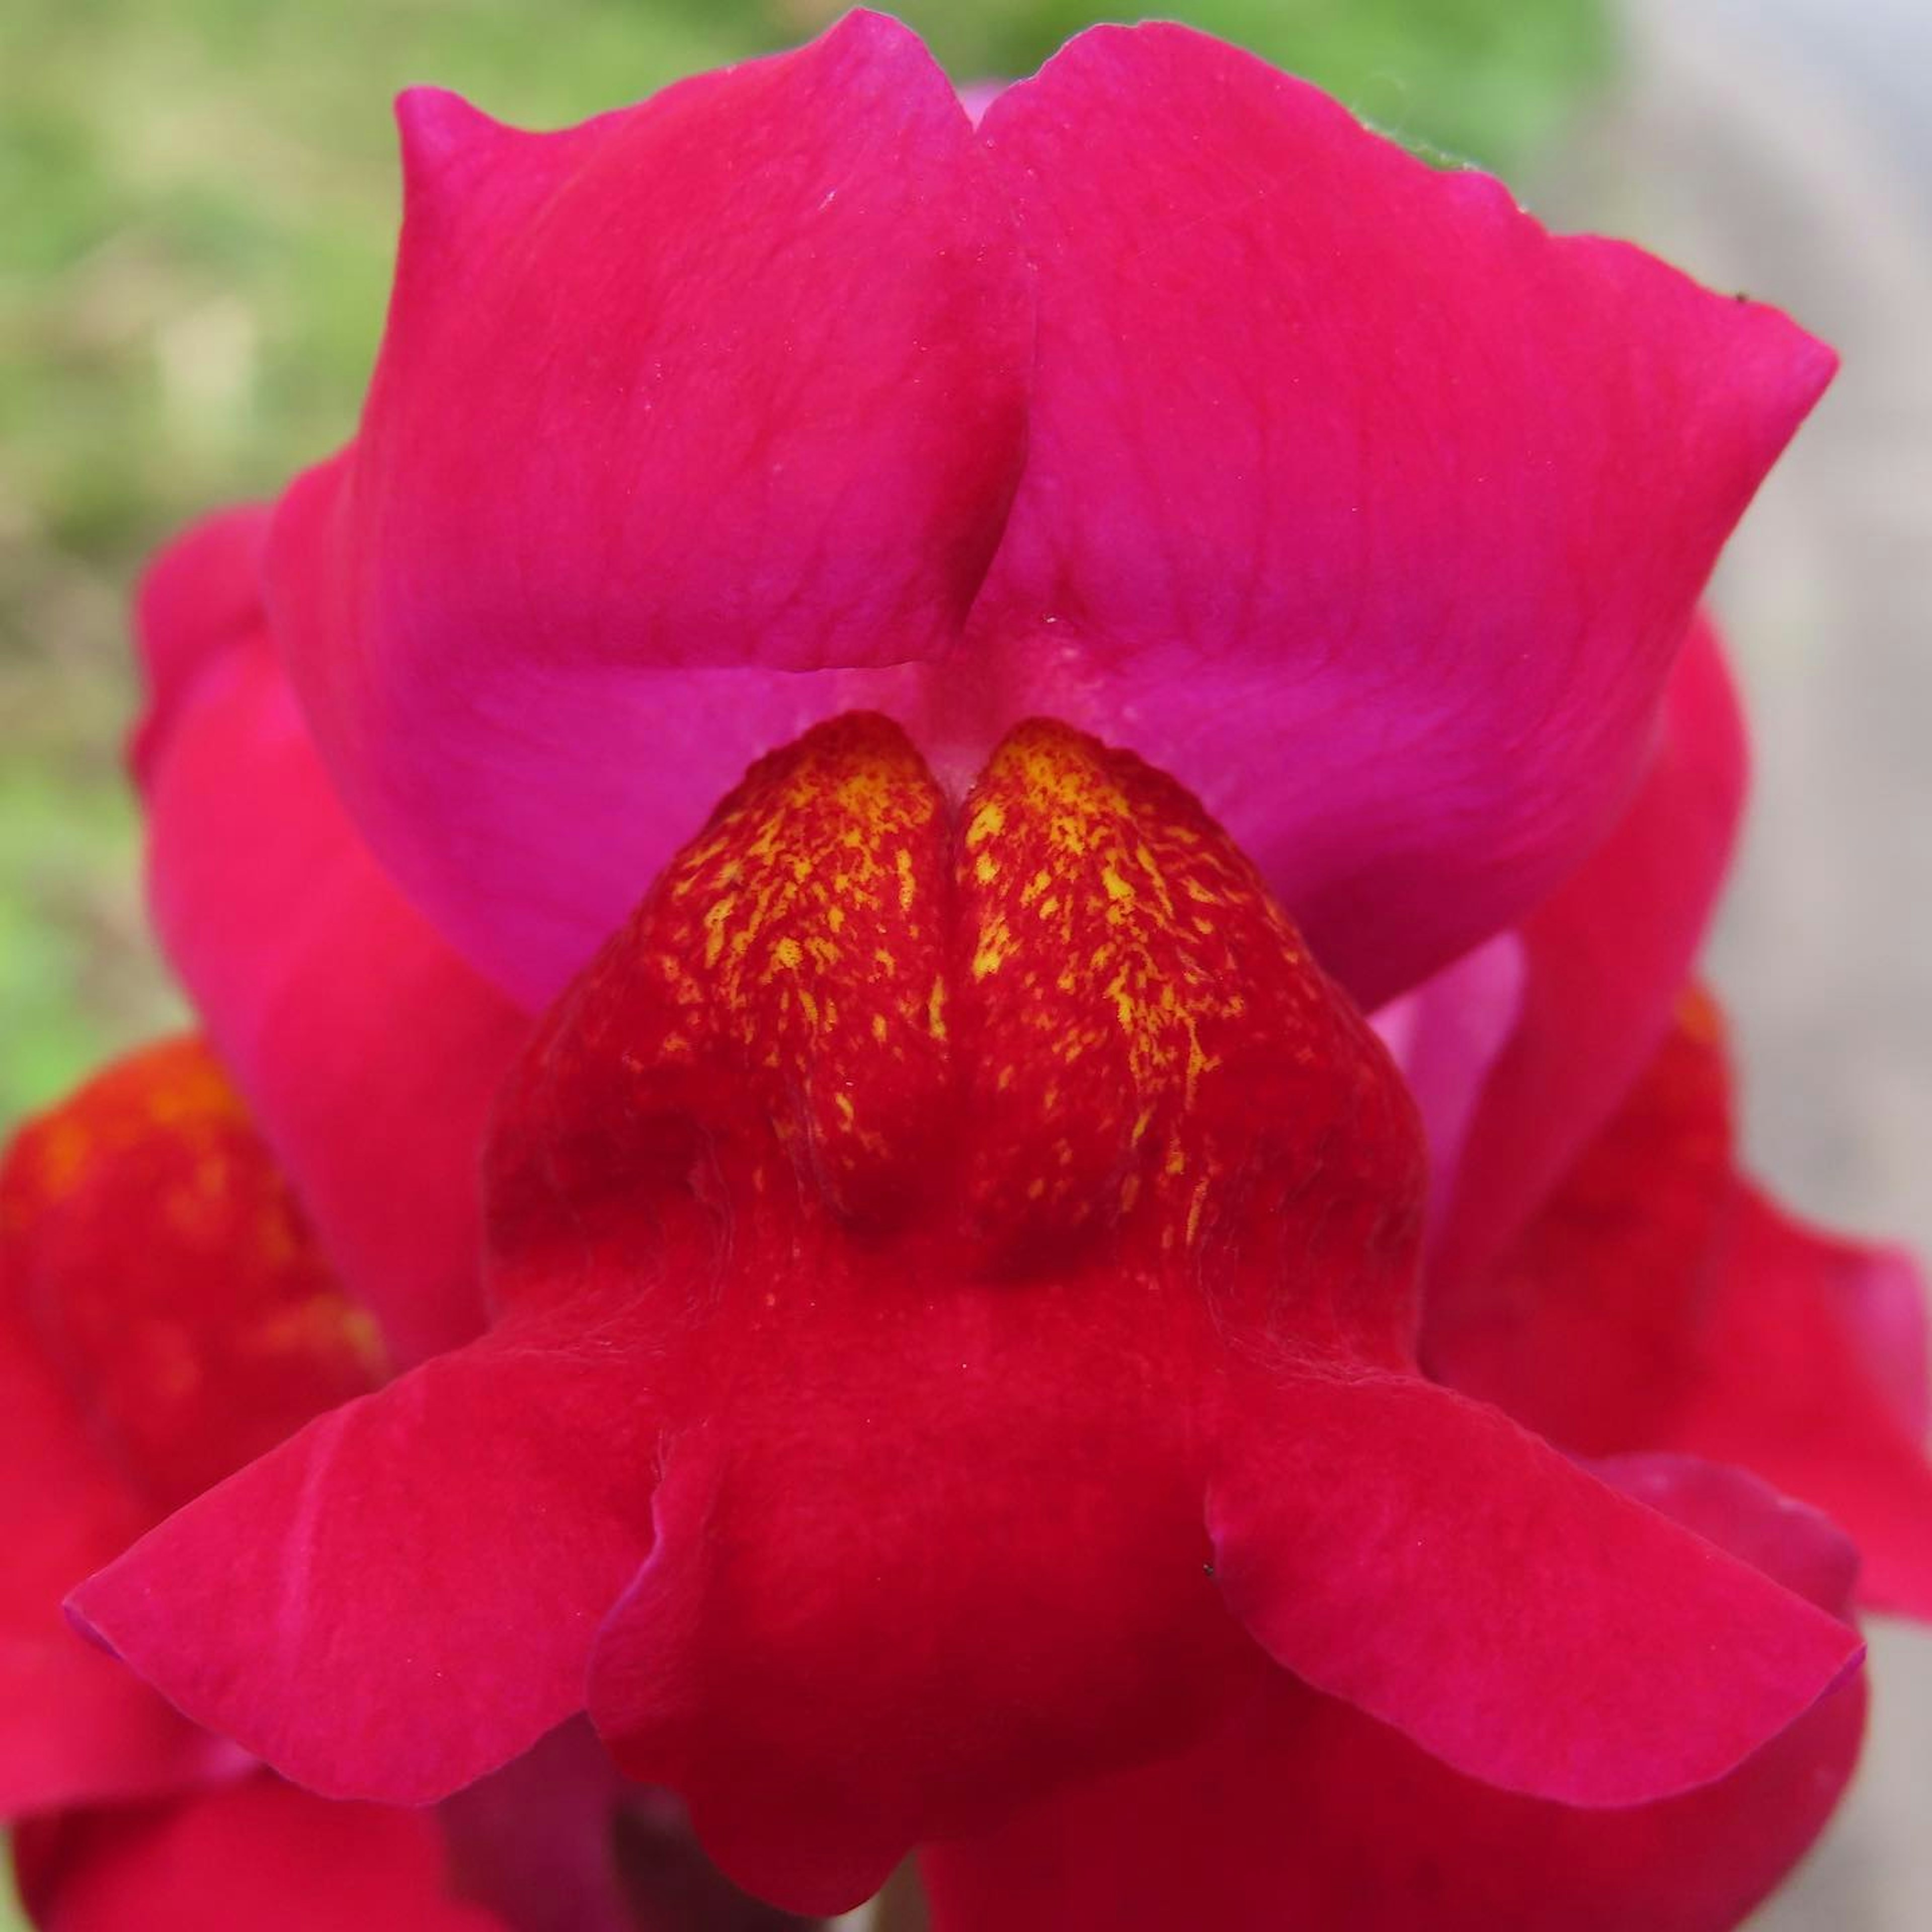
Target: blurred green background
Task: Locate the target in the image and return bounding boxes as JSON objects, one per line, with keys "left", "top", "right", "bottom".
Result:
{"left": 0, "top": 0, "right": 1612, "bottom": 1137}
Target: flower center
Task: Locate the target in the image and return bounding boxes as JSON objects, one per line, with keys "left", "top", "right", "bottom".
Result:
{"left": 494, "top": 712, "right": 1424, "bottom": 1351}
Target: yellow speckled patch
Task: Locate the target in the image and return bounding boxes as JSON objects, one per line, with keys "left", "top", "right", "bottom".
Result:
{"left": 619, "top": 713, "right": 954, "bottom": 1222}
{"left": 520, "top": 711, "right": 1422, "bottom": 1298}
{"left": 956, "top": 719, "right": 1377, "bottom": 1259}
{"left": 0, "top": 1035, "right": 386, "bottom": 1514}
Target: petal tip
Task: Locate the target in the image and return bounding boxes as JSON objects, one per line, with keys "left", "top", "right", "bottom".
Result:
{"left": 395, "top": 85, "right": 522, "bottom": 215}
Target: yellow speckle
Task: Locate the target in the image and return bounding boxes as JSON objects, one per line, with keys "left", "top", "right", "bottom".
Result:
{"left": 702, "top": 894, "right": 739, "bottom": 969}
{"left": 972, "top": 916, "right": 1014, "bottom": 981}
{"left": 928, "top": 977, "right": 949, "bottom": 1042}
{"left": 1185, "top": 1176, "right": 1210, "bottom": 1246}
{"left": 965, "top": 799, "right": 1007, "bottom": 848}
{"left": 773, "top": 936, "right": 803, "bottom": 971}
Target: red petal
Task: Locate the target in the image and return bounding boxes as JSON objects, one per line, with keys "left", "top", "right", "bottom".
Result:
{"left": 136, "top": 520, "right": 529, "bottom": 1366}
{"left": 1680, "top": 1187, "right": 1932, "bottom": 1622}
{"left": 68, "top": 1309, "right": 660, "bottom": 1806}
{"left": 1208, "top": 1371, "right": 1859, "bottom": 1806}
{"left": 271, "top": 11, "right": 1029, "bottom": 1005}
{"left": 2, "top": 1041, "right": 381, "bottom": 1518}
{"left": 79, "top": 717, "right": 1834, "bottom": 1898}
{"left": 584, "top": 1355, "right": 1263, "bottom": 1916}
{"left": 1431, "top": 998, "right": 1932, "bottom": 1620}
{"left": 923, "top": 1457, "right": 1864, "bottom": 1932}
{"left": 12, "top": 1776, "right": 503, "bottom": 1931}
{"left": 1425, "top": 619, "right": 1749, "bottom": 1297}
{"left": 0, "top": 1322, "right": 232, "bottom": 1816}
{"left": 971, "top": 29, "right": 1814, "bottom": 1006}
{"left": 1831, "top": 1236, "right": 1929, "bottom": 1441}
{"left": 0, "top": 1041, "right": 377, "bottom": 1813}
{"left": 1429, "top": 989, "right": 1739, "bottom": 1453}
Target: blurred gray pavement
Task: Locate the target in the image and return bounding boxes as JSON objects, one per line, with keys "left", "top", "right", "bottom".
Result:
{"left": 1554, "top": 3, "right": 1932, "bottom": 1924}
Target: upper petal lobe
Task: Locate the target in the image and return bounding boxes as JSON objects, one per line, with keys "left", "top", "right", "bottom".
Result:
{"left": 271, "top": 12, "right": 1031, "bottom": 1005}
{"left": 970, "top": 31, "right": 1824, "bottom": 1005}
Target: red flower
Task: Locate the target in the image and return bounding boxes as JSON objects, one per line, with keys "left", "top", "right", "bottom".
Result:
{"left": 29, "top": 9, "right": 1912, "bottom": 1926}
{"left": 1382, "top": 618, "right": 1932, "bottom": 1621}
{"left": 74, "top": 716, "right": 1858, "bottom": 1913}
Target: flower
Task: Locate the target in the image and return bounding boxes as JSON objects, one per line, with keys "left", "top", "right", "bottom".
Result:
{"left": 74, "top": 714, "right": 1859, "bottom": 1913}
{"left": 28, "top": 7, "right": 1917, "bottom": 1925}
{"left": 1424, "top": 990, "right": 1932, "bottom": 1615}
{"left": 0, "top": 1043, "right": 812, "bottom": 1930}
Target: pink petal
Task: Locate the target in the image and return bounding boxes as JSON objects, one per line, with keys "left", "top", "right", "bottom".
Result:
{"left": 270, "top": 11, "right": 1029, "bottom": 1004}
{"left": 971, "top": 30, "right": 1818, "bottom": 1005}
{"left": 1830, "top": 1238, "right": 1930, "bottom": 1441}
{"left": 12, "top": 1776, "right": 504, "bottom": 1931}
{"left": 1426, "top": 620, "right": 1749, "bottom": 1297}
{"left": 136, "top": 522, "right": 529, "bottom": 1366}
{"left": 1373, "top": 934, "right": 1525, "bottom": 1241}
{"left": 1677, "top": 1186, "right": 1932, "bottom": 1622}
{"left": 923, "top": 1457, "right": 1864, "bottom": 1932}
{"left": 127, "top": 505, "right": 272, "bottom": 789}
{"left": 67, "top": 1312, "right": 661, "bottom": 1805}
{"left": 1207, "top": 1370, "right": 1859, "bottom": 1806}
